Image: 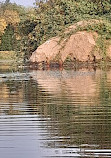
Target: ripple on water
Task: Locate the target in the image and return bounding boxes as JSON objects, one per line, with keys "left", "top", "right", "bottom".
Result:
{"left": 0, "top": 64, "right": 111, "bottom": 157}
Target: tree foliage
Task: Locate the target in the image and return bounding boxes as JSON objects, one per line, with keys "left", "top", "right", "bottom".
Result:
{"left": 4, "top": 10, "right": 20, "bottom": 26}
{"left": 0, "top": 1, "right": 31, "bottom": 51}
{"left": 20, "top": 0, "right": 111, "bottom": 57}
{"left": 0, "top": 18, "right": 7, "bottom": 37}
{"left": 0, "top": 24, "right": 16, "bottom": 51}
{"left": 1, "top": 0, "right": 111, "bottom": 58}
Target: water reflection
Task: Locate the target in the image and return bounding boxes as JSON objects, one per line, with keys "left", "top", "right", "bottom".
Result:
{"left": 31, "top": 69, "right": 98, "bottom": 98}
{"left": 0, "top": 62, "right": 111, "bottom": 157}
{"left": 29, "top": 69, "right": 111, "bottom": 148}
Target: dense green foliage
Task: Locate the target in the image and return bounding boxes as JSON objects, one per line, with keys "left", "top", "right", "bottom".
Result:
{"left": 0, "top": 1, "right": 34, "bottom": 53}
{"left": 0, "top": 24, "right": 16, "bottom": 51}
{"left": 21, "top": 0, "right": 111, "bottom": 58}
{"left": 1, "top": 0, "right": 111, "bottom": 58}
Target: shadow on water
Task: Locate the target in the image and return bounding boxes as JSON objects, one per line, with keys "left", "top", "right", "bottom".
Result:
{"left": 0, "top": 61, "right": 111, "bottom": 157}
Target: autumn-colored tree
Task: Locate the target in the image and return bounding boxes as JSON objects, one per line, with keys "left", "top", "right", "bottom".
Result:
{"left": 0, "top": 1, "right": 27, "bottom": 51}
{"left": 0, "top": 18, "right": 7, "bottom": 38}
{"left": 4, "top": 9, "right": 20, "bottom": 26}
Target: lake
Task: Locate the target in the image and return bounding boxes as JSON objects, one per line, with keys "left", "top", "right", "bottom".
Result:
{"left": 0, "top": 61, "right": 111, "bottom": 158}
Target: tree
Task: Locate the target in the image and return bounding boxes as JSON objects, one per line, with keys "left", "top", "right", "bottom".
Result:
{"left": 4, "top": 9, "right": 20, "bottom": 26}
{"left": 0, "top": 24, "right": 16, "bottom": 51}
{"left": 5, "top": 0, "right": 10, "bottom": 4}
{"left": 89, "top": 0, "right": 111, "bottom": 14}
{"left": 0, "top": 18, "right": 7, "bottom": 35}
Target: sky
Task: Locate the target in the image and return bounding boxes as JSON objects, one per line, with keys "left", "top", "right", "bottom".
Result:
{"left": 1, "top": 0, "right": 35, "bottom": 7}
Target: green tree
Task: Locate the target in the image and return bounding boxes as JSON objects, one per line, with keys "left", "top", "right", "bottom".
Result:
{"left": 0, "top": 24, "right": 16, "bottom": 51}
{"left": 88, "top": 0, "right": 111, "bottom": 14}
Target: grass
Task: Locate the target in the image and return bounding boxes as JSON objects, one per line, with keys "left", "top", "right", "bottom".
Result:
{"left": 0, "top": 51, "right": 17, "bottom": 60}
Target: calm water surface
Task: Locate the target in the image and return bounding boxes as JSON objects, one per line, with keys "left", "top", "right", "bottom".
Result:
{"left": 0, "top": 61, "right": 111, "bottom": 158}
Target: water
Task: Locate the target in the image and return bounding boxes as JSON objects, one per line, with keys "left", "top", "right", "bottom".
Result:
{"left": 0, "top": 61, "right": 111, "bottom": 158}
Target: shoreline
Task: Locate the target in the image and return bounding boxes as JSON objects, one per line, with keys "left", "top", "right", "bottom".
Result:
{"left": 28, "top": 59, "right": 111, "bottom": 71}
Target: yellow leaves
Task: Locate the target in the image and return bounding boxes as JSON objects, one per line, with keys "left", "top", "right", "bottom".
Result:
{"left": 15, "top": 34, "right": 21, "bottom": 40}
{"left": 0, "top": 9, "right": 20, "bottom": 37}
{"left": 4, "top": 10, "right": 20, "bottom": 26}
{"left": 0, "top": 18, "right": 7, "bottom": 35}
{"left": 0, "top": 9, "right": 20, "bottom": 44}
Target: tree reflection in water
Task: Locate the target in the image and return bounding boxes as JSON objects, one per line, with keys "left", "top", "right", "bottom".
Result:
{"left": 0, "top": 67, "right": 111, "bottom": 157}
{"left": 25, "top": 69, "right": 111, "bottom": 149}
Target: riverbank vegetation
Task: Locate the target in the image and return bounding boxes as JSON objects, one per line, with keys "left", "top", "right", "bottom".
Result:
{"left": 0, "top": 0, "right": 111, "bottom": 60}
